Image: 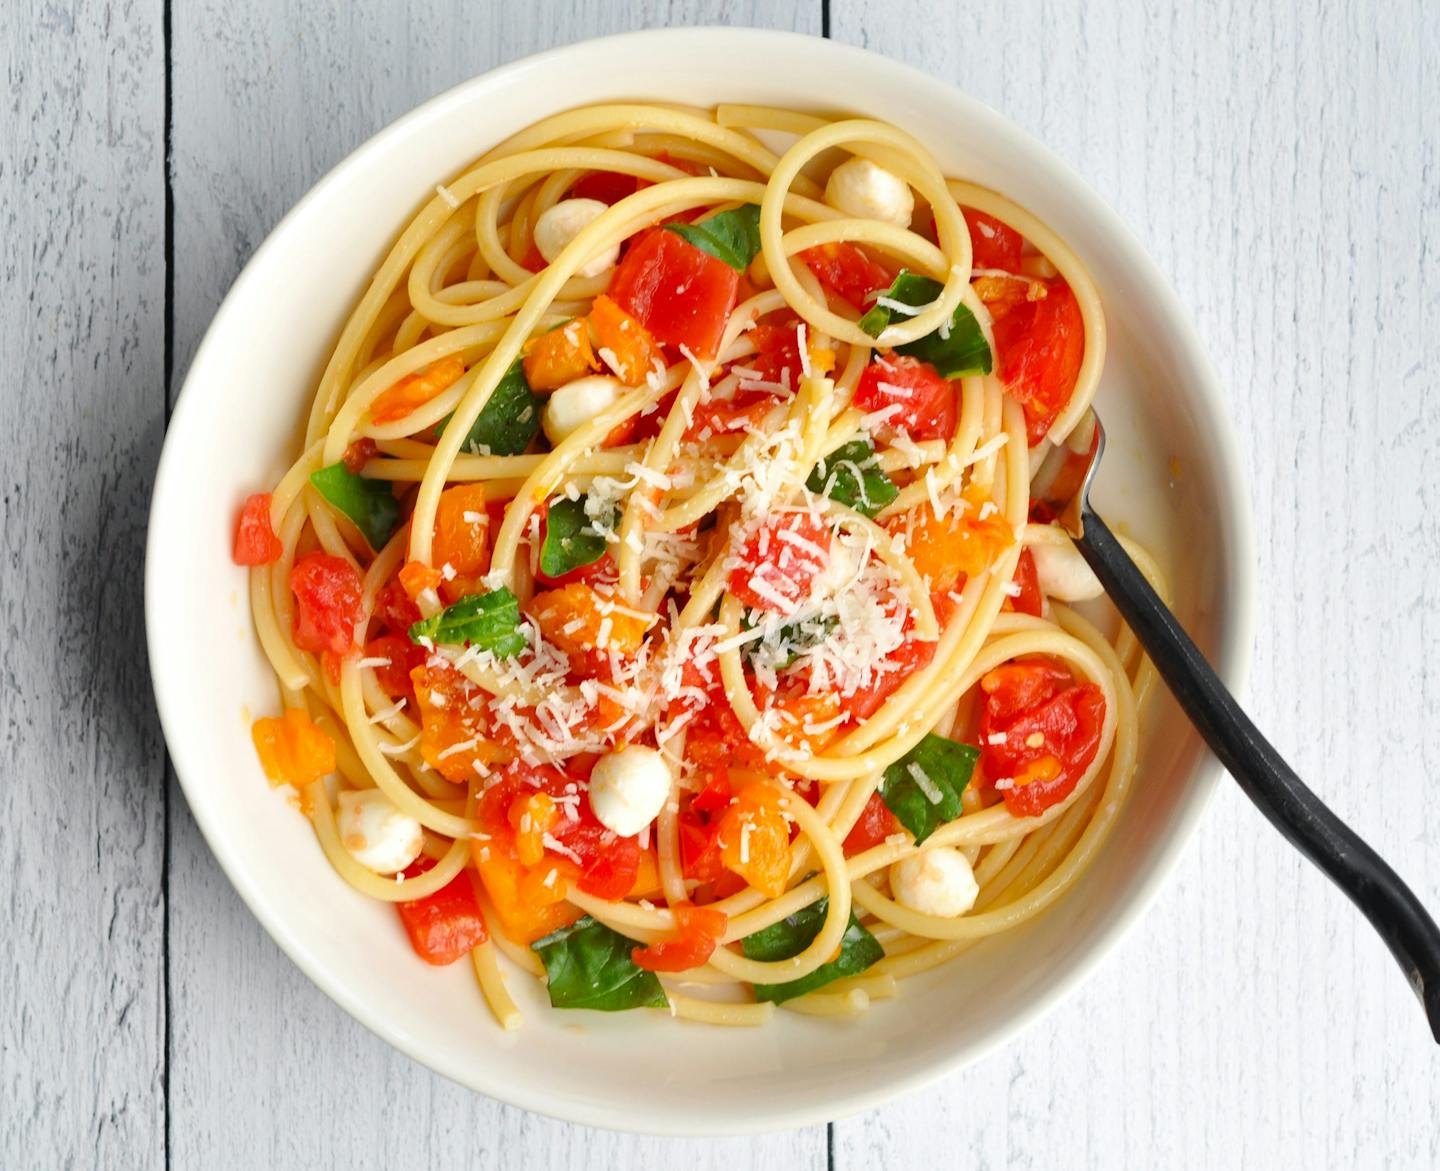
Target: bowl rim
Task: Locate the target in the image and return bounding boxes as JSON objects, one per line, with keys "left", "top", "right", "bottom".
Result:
{"left": 146, "top": 25, "right": 1256, "bottom": 1135}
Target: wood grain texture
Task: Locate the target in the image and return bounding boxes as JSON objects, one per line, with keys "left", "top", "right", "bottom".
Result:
{"left": 7, "top": 0, "right": 1435, "bottom": 1167}
{"left": 828, "top": 2, "right": 1440, "bottom": 1168}
{"left": 0, "top": 1, "right": 167, "bottom": 1167}
{"left": 165, "top": 4, "right": 826, "bottom": 1169}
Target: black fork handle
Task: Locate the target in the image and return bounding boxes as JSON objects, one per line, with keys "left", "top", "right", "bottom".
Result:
{"left": 1077, "top": 506, "right": 1440, "bottom": 1042}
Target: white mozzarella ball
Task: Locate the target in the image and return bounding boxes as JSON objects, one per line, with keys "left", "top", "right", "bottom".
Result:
{"left": 889, "top": 847, "right": 980, "bottom": 918}
{"left": 533, "top": 198, "right": 619, "bottom": 277}
{"left": 337, "top": 789, "right": 424, "bottom": 875}
{"left": 824, "top": 157, "right": 915, "bottom": 227}
{"left": 588, "top": 746, "right": 672, "bottom": 837}
{"left": 1030, "top": 538, "right": 1103, "bottom": 602}
{"left": 542, "top": 374, "right": 624, "bottom": 445}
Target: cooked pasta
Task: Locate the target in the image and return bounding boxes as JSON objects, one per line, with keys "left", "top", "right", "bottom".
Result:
{"left": 233, "top": 102, "right": 1161, "bottom": 1027}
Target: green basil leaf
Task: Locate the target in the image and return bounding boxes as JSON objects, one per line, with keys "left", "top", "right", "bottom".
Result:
{"left": 407, "top": 587, "right": 528, "bottom": 656}
{"left": 806, "top": 438, "right": 899, "bottom": 519}
{"left": 308, "top": 462, "right": 400, "bottom": 552}
{"left": 665, "top": 203, "right": 762, "bottom": 272}
{"left": 742, "top": 610, "right": 838, "bottom": 671}
{"left": 858, "top": 270, "right": 993, "bottom": 378}
{"left": 532, "top": 916, "right": 669, "bottom": 1012}
{"left": 440, "top": 359, "right": 540, "bottom": 456}
{"left": 741, "top": 896, "right": 884, "bottom": 1004}
{"left": 538, "top": 495, "right": 615, "bottom": 579}
{"left": 880, "top": 732, "right": 980, "bottom": 845}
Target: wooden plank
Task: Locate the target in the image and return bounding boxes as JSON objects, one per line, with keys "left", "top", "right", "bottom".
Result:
{"left": 828, "top": 1, "right": 1440, "bottom": 1168}
{"left": 0, "top": 1, "right": 167, "bottom": 1167}
{"left": 165, "top": 3, "right": 827, "bottom": 1166}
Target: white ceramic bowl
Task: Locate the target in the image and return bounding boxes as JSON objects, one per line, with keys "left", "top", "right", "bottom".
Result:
{"left": 146, "top": 28, "right": 1254, "bottom": 1135}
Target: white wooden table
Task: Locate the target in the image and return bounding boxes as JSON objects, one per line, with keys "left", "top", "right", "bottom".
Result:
{"left": 4, "top": 2, "right": 1437, "bottom": 1166}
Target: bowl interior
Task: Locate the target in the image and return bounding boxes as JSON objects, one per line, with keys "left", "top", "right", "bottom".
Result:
{"left": 147, "top": 29, "right": 1252, "bottom": 1135}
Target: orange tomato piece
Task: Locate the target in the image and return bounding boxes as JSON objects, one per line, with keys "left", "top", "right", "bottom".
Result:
{"left": 510, "top": 792, "right": 559, "bottom": 868}
{"left": 588, "top": 295, "right": 661, "bottom": 387}
{"left": 409, "top": 662, "right": 504, "bottom": 784}
{"left": 891, "top": 485, "right": 1014, "bottom": 595}
{"left": 769, "top": 691, "right": 844, "bottom": 757}
{"left": 430, "top": 482, "right": 490, "bottom": 600}
{"left": 527, "top": 583, "right": 649, "bottom": 659}
{"left": 471, "top": 838, "right": 582, "bottom": 944}
{"left": 251, "top": 709, "right": 336, "bottom": 788}
{"left": 371, "top": 355, "right": 467, "bottom": 424}
{"left": 522, "top": 319, "right": 598, "bottom": 391}
{"left": 718, "top": 783, "right": 793, "bottom": 899}
{"left": 398, "top": 559, "right": 443, "bottom": 600}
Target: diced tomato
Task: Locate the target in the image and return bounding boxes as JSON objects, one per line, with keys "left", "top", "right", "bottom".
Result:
{"left": 854, "top": 355, "right": 958, "bottom": 442}
{"left": 527, "top": 582, "right": 649, "bottom": 660}
{"left": 519, "top": 241, "right": 546, "bottom": 273}
{"left": 679, "top": 812, "right": 726, "bottom": 883}
{"left": 979, "top": 658, "right": 1106, "bottom": 817}
{"left": 963, "top": 208, "right": 1023, "bottom": 272}
{"left": 480, "top": 762, "right": 641, "bottom": 901}
{"left": 431, "top": 482, "right": 490, "bottom": 600}
{"left": 523, "top": 318, "right": 598, "bottom": 391}
{"left": 341, "top": 437, "right": 378, "bottom": 475}
{"left": 290, "top": 553, "right": 364, "bottom": 657}
{"left": 571, "top": 170, "right": 641, "bottom": 205}
{"left": 745, "top": 319, "right": 837, "bottom": 388}
{"left": 727, "top": 511, "right": 831, "bottom": 615}
{"left": 250, "top": 708, "right": 335, "bottom": 788}
{"left": 395, "top": 863, "right": 488, "bottom": 966}
{"left": 363, "top": 633, "right": 424, "bottom": 700}
{"left": 799, "top": 241, "right": 893, "bottom": 310}
{"left": 588, "top": 294, "right": 662, "bottom": 387}
{"left": 371, "top": 355, "right": 466, "bottom": 424}
{"left": 843, "top": 791, "right": 899, "bottom": 855}
{"left": 410, "top": 662, "right": 503, "bottom": 783}
{"left": 718, "top": 783, "right": 792, "bottom": 898}
{"left": 398, "top": 559, "right": 443, "bottom": 600}
{"left": 690, "top": 773, "right": 733, "bottom": 818}
{"left": 608, "top": 228, "right": 739, "bottom": 360}
{"left": 632, "top": 901, "right": 728, "bottom": 973}
{"left": 840, "top": 635, "right": 937, "bottom": 722}
{"left": 233, "top": 493, "right": 282, "bottom": 566}
{"left": 889, "top": 486, "right": 1014, "bottom": 595}
{"left": 1008, "top": 547, "right": 1044, "bottom": 617}
{"left": 374, "top": 574, "right": 422, "bottom": 635}
{"left": 991, "top": 278, "right": 1085, "bottom": 445}
{"left": 472, "top": 838, "right": 582, "bottom": 944}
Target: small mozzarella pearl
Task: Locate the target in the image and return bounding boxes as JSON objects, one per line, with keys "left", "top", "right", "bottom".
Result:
{"left": 542, "top": 374, "right": 625, "bottom": 445}
{"left": 824, "top": 157, "right": 915, "bottom": 228}
{"left": 337, "top": 789, "right": 424, "bottom": 875}
{"left": 533, "top": 198, "right": 619, "bottom": 278}
{"left": 588, "top": 746, "right": 672, "bottom": 837}
{"left": 1030, "top": 538, "right": 1103, "bottom": 602}
{"left": 890, "top": 847, "right": 980, "bottom": 918}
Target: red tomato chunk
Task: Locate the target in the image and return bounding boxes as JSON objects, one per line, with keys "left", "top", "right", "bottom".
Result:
{"left": 962, "top": 208, "right": 1023, "bottom": 272}
{"left": 727, "top": 511, "right": 831, "bottom": 614}
{"left": 290, "top": 553, "right": 364, "bottom": 657}
{"left": 991, "top": 278, "right": 1085, "bottom": 446}
{"left": 853, "top": 356, "right": 958, "bottom": 442}
{"left": 396, "top": 866, "right": 489, "bottom": 966}
{"left": 608, "top": 228, "right": 739, "bottom": 360}
{"left": 979, "top": 658, "right": 1106, "bottom": 817}
{"left": 233, "top": 493, "right": 282, "bottom": 566}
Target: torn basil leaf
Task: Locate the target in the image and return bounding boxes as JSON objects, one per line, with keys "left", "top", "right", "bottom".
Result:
{"left": 308, "top": 462, "right": 400, "bottom": 552}
{"left": 880, "top": 733, "right": 979, "bottom": 845}
{"left": 407, "top": 587, "right": 527, "bottom": 656}
{"left": 806, "top": 438, "right": 899, "bottom": 519}
{"left": 539, "top": 495, "right": 616, "bottom": 579}
{"left": 743, "top": 610, "right": 838, "bottom": 671}
{"left": 532, "top": 916, "right": 668, "bottom": 1012}
{"left": 741, "top": 897, "right": 884, "bottom": 1004}
{"left": 858, "top": 270, "right": 992, "bottom": 378}
{"left": 666, "top": 203, "right": 763, "bottom": 272}
{"left": 441, "top": 359, "right": 540, "bottom": 456}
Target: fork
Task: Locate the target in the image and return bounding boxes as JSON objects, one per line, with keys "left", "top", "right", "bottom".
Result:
{"left": 1032, "top": 410, "right": 1440, "bottom": 1042}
